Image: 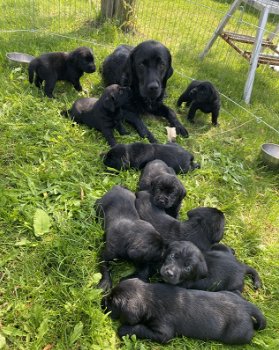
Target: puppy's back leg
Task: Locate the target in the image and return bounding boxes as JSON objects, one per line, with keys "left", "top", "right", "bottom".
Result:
{"left": 44, "top": 76, "right": 57, "bottom": 98}
{"left": 118, "top": 324, "right": 173, "bottom": 343}
{"left": 245, "top": 265, "right": 261, "bottom": 290}
{"left": 35, "top": 75, "right": 43, "bottom": 88}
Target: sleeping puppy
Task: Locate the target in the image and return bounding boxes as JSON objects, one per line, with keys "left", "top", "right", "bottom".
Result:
{"left": 103, "top": 142, "right": 200, "bottom": 173}
{"left": 138, "top": 160, "right": 186, "bottom": 218}
{"left": 160, "top": 241, "right": 261, "bottom": 292}
{"left": 95, "top": 185, "right": 164, "bottom": 292}
{"left": 135, "top": 191, "right": 225, "bottom": 251}
{"left": 101, "top": 40, "right": 188, "bottom": 142}
{"left": 177, "top": 80, "right": 220, "bottom": 126}
{"left": 28, "top": 46, "right": 96, "bottom": 98}
{"left": 104, "top": 278, "right": 266, "bottom": 344}
{"left": 62, "top": 84, "right": 131, "bottom": 147}
{"left": 101, "top": 45, "right": 133, "bottom": 86}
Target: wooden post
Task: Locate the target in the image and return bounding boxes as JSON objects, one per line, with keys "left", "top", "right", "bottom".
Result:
{"left": 101, "top": 0, "right": 136, "bottom": 31}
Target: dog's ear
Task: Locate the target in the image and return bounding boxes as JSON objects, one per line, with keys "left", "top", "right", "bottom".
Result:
{"left": 196, "top": 254, "right": 208, "bottom": 279}
{"left": 164, "top": 49, "right": 174, "bottom": 83}
{"left": 103, "top": 94, "right": 116, "bottom": 113}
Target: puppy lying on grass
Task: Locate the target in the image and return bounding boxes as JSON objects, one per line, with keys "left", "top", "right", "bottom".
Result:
{"left": 160, "top": 241, "right": 261, "bottom": 292}
{"left": 135, "top": 191, "right": 225, "bottom": 251}
{"left": 62, "top": 84, "right": 131, "bottom": 147}
{"left": 103, "top": 142, "right": 200, "bottom": 172}
{"left": 104, "top": 278, "right": 266, "bottom": 344}
{"left": 28, "top": 46, "right": 96, "bottom": 98}
{"left": 177, "top": 80, "right": 220, "bottom": 126}
{"left": 138, "top": 160, "right": 186, "bottom": 218}
{"left": 95, "top": 185, "right": 164, "bottom": 292}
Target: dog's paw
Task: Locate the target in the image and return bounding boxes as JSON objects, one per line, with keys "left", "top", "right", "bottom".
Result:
{"left": 118, "top": 325, "right": 133, "bottom": 338}
{"left": 176, "top": 125, "right": 189, "bottom": 137}
{"left": 97, "top": 278, "right": 112, "bottom": 292}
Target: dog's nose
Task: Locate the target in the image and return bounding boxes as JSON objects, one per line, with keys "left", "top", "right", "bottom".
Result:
{"left": 147, "top": 82, "right": 159, "bottom": 93}
{"left": 165, "top": 269, "right": 174, "bottom": 277}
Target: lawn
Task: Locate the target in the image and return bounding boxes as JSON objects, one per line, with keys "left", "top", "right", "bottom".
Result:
{"left": 0, "top": 0, "right": 278, "bottom": 349}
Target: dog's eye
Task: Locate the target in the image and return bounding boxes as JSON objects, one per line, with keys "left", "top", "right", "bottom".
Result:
{"left": 138, "top": 63, "right": 145, "bottom": 70}
{"left": 170, "top": 253, "right": 176, "bottom": 259}
{"left": 184, "top": 266, "right": 192, "bottom": 272}
{"left": 159, "top": 63, "right": 165, "bottom": 71}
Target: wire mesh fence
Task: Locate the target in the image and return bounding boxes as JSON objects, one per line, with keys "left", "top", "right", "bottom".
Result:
{"left": 1, "top": 0, "right": 279, "bottom": 133}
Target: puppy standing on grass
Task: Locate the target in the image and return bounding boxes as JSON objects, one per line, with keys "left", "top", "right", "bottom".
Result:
{"left": 177, "top": 80, "right": 220, "bottom": 126}
{"left": 28, "top": 46, "right": 96, "bottom": 98}
{"left": 95, "top": 185, "right": 164, "bottom": 292}
{"left": 138, "top": 160, "right": 186, "bottom": 218}
{"left": 62, "top": 84, "right": 131, "bottom": 147}
{"left": 160, "top": 241, "right": 261, "bottom": 292}
{"left": 104, "top": 278, "right": 266, "bottom": 344}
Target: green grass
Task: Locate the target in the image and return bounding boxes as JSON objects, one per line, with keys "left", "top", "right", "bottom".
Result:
{"left": 0, "top": 0, "right": 279, "bottom": 349}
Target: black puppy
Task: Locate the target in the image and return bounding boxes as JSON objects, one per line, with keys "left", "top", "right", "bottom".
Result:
{"left": 103, "top": 142, "right": 199, "bottom": 173}
{"left": 101, "top": 40, "right": 188, "bottom": 142}
{"left": 135, "top": 191, "right": 225, "bottom": 251}
{"left": 138, "top": 160, "right": 186, "bottom": 218}
{"left": 160, "top": 241, "right": 261, "bottom": 292}
{"left": 95, "top": 185, "right": 164, "bottom": 291}
{"left": 102, "top": 45, "right": 133, "bottom": 86}
{"left": 28, "top": 46, "right": 96, "bottom": 98}
{"left": 177, "top": 80, "right": 220, "bottom": 126}
{"left": 104, "top": 278, "right": 266, "bottom": 344}
{"left": 62, "top": 84, "right": 131, "bottom": 147}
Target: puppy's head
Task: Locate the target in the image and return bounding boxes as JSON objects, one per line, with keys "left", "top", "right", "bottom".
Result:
{"left": 190, "top": 81, "right": 216, "bottom": 103}
{"left": 101, "top": 84, "right": 131, "bottom": 113}
{"left": 70, "top": 46, "right": 96, "bottom": 73}
{"left": 150, "top": 174, "right": 186, "bottom": 209}
{"left": 126, "top": 40, "right": 173, "bottom": 101}
{"left": 160, "top": 241, "right": 208, "bottom": 285}
{"left": 187, "top": 207, "right": 225, "bottom": 243}
{"left": 102, "top": 144, "right": 130, "bottom": 170}
{"left": 104, "top": 279, "right": 148, "bottom": 323}
{"left": 128, "top": 220, "right": 165, "bottom": 263}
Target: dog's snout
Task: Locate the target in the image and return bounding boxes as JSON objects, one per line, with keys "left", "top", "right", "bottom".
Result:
{"left": 147, "top": 81, "right": 159, "bottom": 93}
{"left": 165, "top": 269, "right": 174, "bottom": 277}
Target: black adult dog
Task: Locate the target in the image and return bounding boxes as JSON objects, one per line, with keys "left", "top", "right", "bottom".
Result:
{"left": 62, "top": 84, "right": 131, "bottom": 147}
{"left": 135, "top": 191, "right": 225, "bottom": 251}
{"left": 28, "top": 46, "right": 96, "bottom": 98}
{"left": 101, "top": 40, "right": 188, "bottom": 142}
{"left": 95, "top": 186, "right": 164, "bottom": 291}
{"left": 160, "top": 241, "right": 261, "bottom": 292}
{"left": 103, "top": 142, "right": 199, "bottom": 173}
{"left": 177, "top": 80, "right": 220, "bottom": 126}
{"left": 104, "top": 278, "right": 266, "bottom": 344}
{"left": 138, "top": 160, "right": 186, "bottom": 218}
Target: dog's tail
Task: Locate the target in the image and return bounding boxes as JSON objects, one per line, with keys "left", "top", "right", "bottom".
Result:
{"left": 245, "top": 266, "right": 261, "bottom": 290}
{"left": 250, "top": 305, "right": 266, "bottom": 330}
{"left": 28, "top": 60, "right": 37, "bottom": 84}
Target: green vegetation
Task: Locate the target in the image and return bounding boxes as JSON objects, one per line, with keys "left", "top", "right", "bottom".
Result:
{"left": 0, "top": 0, "right": 278, "bottom": 349}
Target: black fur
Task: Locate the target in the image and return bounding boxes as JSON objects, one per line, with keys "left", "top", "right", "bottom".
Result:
{"left": 104, "top": 278, "right": 266, "bottom": 344}
{"left": 28, "top": 46, "right": 96, "bottom": 98}
{"left": 135, "top": 191, "right": 225, "bottom": 251}
{"left": 101, "top": 40, "right": 188, "bottom": 142}
{"left": 95, "top": 185, "right": 164, "bottom": 291}
{"left": 103, "top": 142, "right": 199, "bottom": 173}
{"left": 177, "top": 80, "right": 220, "bottom": 126}
{"left": 138, "top": 160, "right": 186, "bottom": 218}
{"left": 62, "top": 84, "right": 131, "bottom": 147}
{"left": 160, "top": 241, "right": 261, "bottom": 292}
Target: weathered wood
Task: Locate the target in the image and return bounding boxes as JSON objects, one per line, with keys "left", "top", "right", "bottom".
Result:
{"left": 101, "top": 0, "right": 136, "bottom": 30}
